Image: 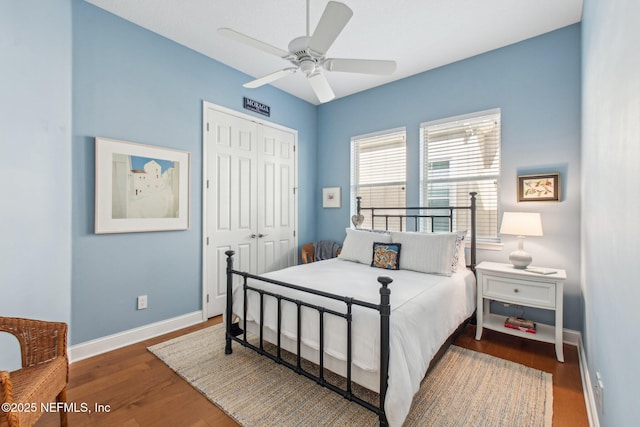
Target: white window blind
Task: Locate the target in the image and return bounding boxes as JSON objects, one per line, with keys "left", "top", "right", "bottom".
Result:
{"left": 420, "top": 109, "right": 501, "bottom": 241}
{"left": 351, "top": 128, "right": 406, "bottom": 231}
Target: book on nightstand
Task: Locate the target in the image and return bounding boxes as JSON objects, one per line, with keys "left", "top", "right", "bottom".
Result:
{"left": 504, "top": 316, "right": 537, "bottom": 334}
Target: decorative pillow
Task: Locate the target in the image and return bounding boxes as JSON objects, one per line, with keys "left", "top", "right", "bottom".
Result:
{"left": 453, "top": 231, "right": 467, "bottom": 273}
{"left": 338, "top": 228, "right": 391, "bottom": 265}
{"left": 390, "top": 231, "right": 460, "bottom": 276}
{"left": 371, "top": 242, "right": 401, "bottom": 270}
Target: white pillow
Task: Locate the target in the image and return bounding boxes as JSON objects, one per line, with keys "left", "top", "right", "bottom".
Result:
{"left": 339, "top": 228, "right": 391, "bottom": 265}
{"left": 390, "top": 231, "right": 460, "bottom": 276}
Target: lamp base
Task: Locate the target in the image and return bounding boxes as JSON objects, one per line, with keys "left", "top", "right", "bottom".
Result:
{"left": 509, "top": 249, "right": 532, "bottom": 269}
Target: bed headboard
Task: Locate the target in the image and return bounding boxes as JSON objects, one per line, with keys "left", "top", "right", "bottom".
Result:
{"left": 355, "top": 192, "right": 477, "bottom": 269}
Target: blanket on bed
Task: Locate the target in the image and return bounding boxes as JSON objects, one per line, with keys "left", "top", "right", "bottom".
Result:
{"left": 231, "top": 258, "right": 476, "bottom": 427}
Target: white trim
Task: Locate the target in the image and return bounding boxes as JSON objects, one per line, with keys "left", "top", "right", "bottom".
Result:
{"left": 574, "top": 332, "right": 600, "bottom": 427}
{"left": 557, "top": 328, "right": 598, "bottom": 427}
{"left": 68, "top": 311, "right": 203, "bottom": 363}
{"left": 420, "top": 107, "right": 501, "bottom": 129}
{"left": 562, "top": 327, "right": 581, "bottom": 347}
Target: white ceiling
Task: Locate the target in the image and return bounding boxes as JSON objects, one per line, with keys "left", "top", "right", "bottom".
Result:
{"left": 84, "top": 0, "right": 583, "bottom": 105}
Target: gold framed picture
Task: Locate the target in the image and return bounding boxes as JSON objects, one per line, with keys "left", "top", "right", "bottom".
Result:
{"left": 517, "top": 173, "right": 560, "bottom": 202}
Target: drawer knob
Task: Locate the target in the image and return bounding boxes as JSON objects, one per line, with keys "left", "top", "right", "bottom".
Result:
{"left": 513, "top": 288, "right": 519, "bottom": 293}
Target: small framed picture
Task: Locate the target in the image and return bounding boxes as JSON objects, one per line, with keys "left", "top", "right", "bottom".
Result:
{"left": 517, "top": 173, "right": 560, "bottom": 202}
{"left": 322, "top": 187, "right": 341, "bottom": 208}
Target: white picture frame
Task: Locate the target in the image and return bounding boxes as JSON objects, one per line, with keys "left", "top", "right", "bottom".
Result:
{"left": 95, "top": 137, "right": 190, "bottom": 234}
{"left": 322, "top": 186, "right": 341, "bottom": 208}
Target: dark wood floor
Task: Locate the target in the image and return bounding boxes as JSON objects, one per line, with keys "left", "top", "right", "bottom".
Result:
{"left": 36, "top": 317, "right": 588, "bottom": 426}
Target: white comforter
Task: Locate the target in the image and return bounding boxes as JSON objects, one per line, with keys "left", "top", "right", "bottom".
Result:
{"left": 231, "top": 258, "right": 476, "bottom": 427}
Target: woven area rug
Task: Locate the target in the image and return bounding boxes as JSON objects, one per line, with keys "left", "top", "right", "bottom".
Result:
{"left": 148, "top": 324, "right": 552, "bottom": 427}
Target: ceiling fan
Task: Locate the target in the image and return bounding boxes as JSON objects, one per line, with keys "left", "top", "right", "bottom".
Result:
{"left": 218, "top": 0, "right": 397, "bottom": 103}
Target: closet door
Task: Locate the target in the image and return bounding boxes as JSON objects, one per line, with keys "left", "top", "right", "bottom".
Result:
{"left": 256, "top": 124, "right": 296, "bottom": 274}
{"left": 204, "top": 104, "right": 297, "bottom": 317}
{"left": 206, "top": 109, "right": 258, "bottom": 316}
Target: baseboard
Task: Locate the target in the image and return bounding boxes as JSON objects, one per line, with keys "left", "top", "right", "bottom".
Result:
{"left": 561, "top": 328, "right": 599, "bottom": 427}
{"left": 68, "top": 311, "right": 203, "bottom": 363}
{"left": 575, "top": 333, "right": 600, "bottom": 427}
{"left": 562, "top": 327, "right": 581, "bottom": 346}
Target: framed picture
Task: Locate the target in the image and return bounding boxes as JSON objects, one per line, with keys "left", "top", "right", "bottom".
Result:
{"left": 517, "top": 173, "right": 560, "bottom": 202}
{"left": 322, "top": 187, "right": 341, "bottom": 208}
{"left": 95, "top": 137, "right": 191, "bottom": 233}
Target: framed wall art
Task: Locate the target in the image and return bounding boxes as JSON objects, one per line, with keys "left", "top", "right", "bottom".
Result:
{"left": 95, "top": 137, "right": 191, "bottom": 233}
{"left": 517, "top": 173, "right": 560, "bottom": 202}
{"left": 322, "top": 186, "right": 341, "bottom": 208}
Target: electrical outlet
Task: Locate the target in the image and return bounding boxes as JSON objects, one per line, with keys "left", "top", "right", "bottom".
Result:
{"left": 137, "top": 295, "right": 148, "bottom": 310}
{"left": 594, "top": 371, "right": 604, "bottom": 412}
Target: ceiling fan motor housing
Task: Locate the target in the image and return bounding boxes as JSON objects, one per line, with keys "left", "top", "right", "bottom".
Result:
{"left": 289, "top": 36, "right": 320, "bottom": 74}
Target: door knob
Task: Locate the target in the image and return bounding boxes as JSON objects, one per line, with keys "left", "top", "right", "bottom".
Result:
{"left": 250, "top": 233, "right": 257, "bottom": 239}
{"left": 258, "top": 233, "right": 268, "bottom": 238}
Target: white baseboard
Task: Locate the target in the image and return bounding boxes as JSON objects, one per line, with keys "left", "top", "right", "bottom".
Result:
{"left": 561, "top": 327, "right": 599, "bottom": 427}
{"left": 563, "top": 327, "right": 581, "bottom": 346}
{"left": 575, "top": 333, "right": 600, "bottom": 427}
{"left": 68, "top": 311, "right": 203, "bottom": 363}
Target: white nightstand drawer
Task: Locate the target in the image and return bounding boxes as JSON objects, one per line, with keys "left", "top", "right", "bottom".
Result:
{"left": 483, "top": 275, "right": 556, "bottom": 308}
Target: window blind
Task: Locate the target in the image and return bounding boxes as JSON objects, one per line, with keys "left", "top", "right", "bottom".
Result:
{"left": 420, "top": 109, "right": 501, "bottom": 241}
{"left": 351, "top": 129, "right": 406, "bottom": 231}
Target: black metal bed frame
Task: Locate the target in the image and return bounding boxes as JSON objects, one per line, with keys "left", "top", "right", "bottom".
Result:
{"left": 224, "top": 192, "right": 477, "bottom": 426}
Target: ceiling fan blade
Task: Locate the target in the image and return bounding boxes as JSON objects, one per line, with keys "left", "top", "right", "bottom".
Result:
{"left": 307, "top": 72, "right": 335, "bottom": 103}
{"left": 324, "top": 58, "right": 397, "bottom": 75}
{"left": 308, "top": 1, "right": 353, "bottom": 56}
{"left": 218, "top": 28, "right": 291, "bottom": 59}
{"left": 243, "top": 68, "right": 298, "bottom": 88}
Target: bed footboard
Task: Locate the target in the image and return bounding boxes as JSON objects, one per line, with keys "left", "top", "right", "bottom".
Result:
{"left": 224, "top": 250, "right": 391, "bottom": 426}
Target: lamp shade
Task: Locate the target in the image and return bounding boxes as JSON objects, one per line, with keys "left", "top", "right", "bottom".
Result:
{"left": 500, "top": 212, "right": 543, "bottom": 237}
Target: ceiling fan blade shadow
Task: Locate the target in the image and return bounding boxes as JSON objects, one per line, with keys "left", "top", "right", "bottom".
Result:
{"left": 324, "top": 58, "right": 397, "bottom": 75}
{"left": 218, "top": 28, "right": 291, "bottom": 59}
{"left": 307, "top": 72, "right": 335, "bottom": 103}
{"left": 308, "top": 1, "right": 353, "bottom": 56}
{"left": 244, "top": 68, "right": 298, "bottom": 88}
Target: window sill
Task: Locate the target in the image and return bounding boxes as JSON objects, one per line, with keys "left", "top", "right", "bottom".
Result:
{"left": 468, "top": 241, "right": 504, "bottom": 251}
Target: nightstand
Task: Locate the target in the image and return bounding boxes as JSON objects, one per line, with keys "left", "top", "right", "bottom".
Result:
{"left": 474, "top": 261, "right": 567, "bottom": 362}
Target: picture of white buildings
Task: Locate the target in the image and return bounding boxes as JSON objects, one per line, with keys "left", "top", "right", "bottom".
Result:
{"left": 112, "top": 153, "right": 180, "bottom": 219}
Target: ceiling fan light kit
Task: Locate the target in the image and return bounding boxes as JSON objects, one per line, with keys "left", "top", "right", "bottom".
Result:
{"left": 218, "top": 1, "right": 397, "bottom": 104}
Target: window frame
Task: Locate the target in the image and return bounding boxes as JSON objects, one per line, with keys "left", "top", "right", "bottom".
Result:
{"left": 350, "top": 127, "right": 407, "bottom": 231}
{"left": 419, "top": 108, "right": 501, "bottom": 242}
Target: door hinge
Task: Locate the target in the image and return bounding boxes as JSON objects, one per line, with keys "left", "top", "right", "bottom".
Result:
{"left": 206, "top": 237, "right": 209, "bottom": 245}
{"left": 206, "top": 294, "right": 210, "bottom": 303}
{"left": 206, "top": 179, "right": 209, "bottom": 189}
{"left": 293, "top": 230, "right": 296, "bottom": 237}
{"left": 206, "top": 122, "right": 210, "bottom": 132}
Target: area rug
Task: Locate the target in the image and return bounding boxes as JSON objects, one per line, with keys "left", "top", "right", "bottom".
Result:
{"left": 148, "top": 324, "right": 552, "bottom": 426}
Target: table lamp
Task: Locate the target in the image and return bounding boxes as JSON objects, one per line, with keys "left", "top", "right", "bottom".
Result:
{"left": 500, "top": 212, "right": 543, "bottom": 269}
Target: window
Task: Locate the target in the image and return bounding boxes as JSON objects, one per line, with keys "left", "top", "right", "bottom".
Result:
{"left": 351, "top": 128, "right": 406, "bottom": 231}
{"left": 420, "top": 109, "right": 501, "bottom": 241}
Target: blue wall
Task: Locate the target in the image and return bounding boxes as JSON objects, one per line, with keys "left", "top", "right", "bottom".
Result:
{"left": 582, "top": 0, "right": 640, "bottom": 424}
{"left": 0, "top": 0, "right": 72, "bottom": 370}
{"left": 316, "top": 25, "right": 582, "bottom": 331}
{"left": 71, "top": 0, "right": 317, "bottom": 344}
{"left": 3, "top": 0, "right": 584, "bottom": 351}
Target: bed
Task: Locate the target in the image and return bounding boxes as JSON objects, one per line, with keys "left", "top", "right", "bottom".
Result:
{"left": 224, "top": 193, "right": 478, "bottom": 427}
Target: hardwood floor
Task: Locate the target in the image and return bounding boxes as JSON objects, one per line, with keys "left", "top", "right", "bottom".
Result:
{"left": 36, "top": 317, "right": 589, "bottom": 426}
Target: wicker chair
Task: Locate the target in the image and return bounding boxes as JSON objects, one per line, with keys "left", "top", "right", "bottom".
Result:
{"left": 0, "top": 317, "right": 69, "bottom": 427}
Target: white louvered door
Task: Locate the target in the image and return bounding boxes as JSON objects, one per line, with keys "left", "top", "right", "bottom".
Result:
{"left": 204, "top": 104, "right": 297, "bottom": 317}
